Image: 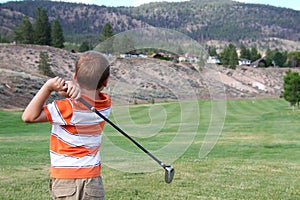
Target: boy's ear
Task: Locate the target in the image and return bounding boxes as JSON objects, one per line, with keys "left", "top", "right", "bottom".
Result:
{"left": 73, "top": 73, "right": 77, "bottom": 80}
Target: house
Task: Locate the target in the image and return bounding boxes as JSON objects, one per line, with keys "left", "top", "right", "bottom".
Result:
{"left": 250, "top": 57, "right": 267, "bottom": 68}
{"left": 120, "top": 53, "right": 147, "bottom": 58}
{"left": 178, "top": 56, "right": 187, "bottom": 62}
{"left": 178, "top": 54, "right": 200, "bottom": 63}
{"left": 151, "top": 52, "right": 166, "bottom": 59}
{"left": 187, "top": 55, "right": 200, "bottom": 63}
{"left": 239, "top": 58, "right": 251, "bottom": 66}
{"left": 207, "top": 56, "right": 221, "bottom": 64}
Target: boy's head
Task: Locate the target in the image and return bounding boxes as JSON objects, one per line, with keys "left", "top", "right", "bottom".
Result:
{"left": 75, "top": 51, "right": 110, "bottom": 90}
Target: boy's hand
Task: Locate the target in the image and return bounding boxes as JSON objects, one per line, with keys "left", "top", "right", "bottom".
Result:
{"left": 46, "top": 77, "right": 67, "bottom": 93}
{"left": 64, "top": 81, "right": 81, "bottom": 100}
{"left": 46, "top": 77, "right": 81, "bottom": 99}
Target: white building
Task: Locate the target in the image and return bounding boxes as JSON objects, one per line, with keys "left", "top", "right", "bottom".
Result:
{"left": 207, "top": 56, "right": 221, "bottom": 64}
{"left": 239, "top": 58, "right": 251, "bottom": 66}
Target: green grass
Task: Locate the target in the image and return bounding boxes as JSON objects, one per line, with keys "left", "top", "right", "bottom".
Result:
{"left": 0, "top": 99, "right": 299, "bottom": 199}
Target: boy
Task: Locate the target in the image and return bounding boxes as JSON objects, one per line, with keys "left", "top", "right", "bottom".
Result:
{"left": 22, "top": 51, "right": 112, "bottom": 199}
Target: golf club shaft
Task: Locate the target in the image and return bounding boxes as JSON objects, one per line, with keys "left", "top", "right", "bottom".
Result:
{"left": 79, "top": 98, "right": 166, "bottom": 168}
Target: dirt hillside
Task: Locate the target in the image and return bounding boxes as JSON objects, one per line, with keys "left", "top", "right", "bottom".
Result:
{"left": 0, "top": 44, "right": 298, "bottom": 110}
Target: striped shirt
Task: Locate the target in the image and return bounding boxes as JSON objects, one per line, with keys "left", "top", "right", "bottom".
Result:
{"left": 44, "top": 93, "right": 111, "bottom": 179}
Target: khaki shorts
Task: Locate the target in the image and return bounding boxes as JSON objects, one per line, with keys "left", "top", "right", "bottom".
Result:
{"left": 50, "top": 177, "right": 104, "bottom": 200}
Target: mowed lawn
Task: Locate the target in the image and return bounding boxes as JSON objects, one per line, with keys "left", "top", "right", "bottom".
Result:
{"left": 0, "top": 98, "right": 299, "bottom": 199}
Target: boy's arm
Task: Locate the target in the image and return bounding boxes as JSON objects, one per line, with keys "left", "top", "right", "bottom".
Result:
{"left": 22, "top": 77, "right": 81, "bottom": 123}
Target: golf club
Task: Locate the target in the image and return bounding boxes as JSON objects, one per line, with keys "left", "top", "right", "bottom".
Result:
{"left": 79, "top": 98, "right": 175, "bottom": 183}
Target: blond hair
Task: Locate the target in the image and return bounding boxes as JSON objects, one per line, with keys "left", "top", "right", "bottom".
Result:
{"left": 75, "top": 51, "right": 110, "bottom": 90}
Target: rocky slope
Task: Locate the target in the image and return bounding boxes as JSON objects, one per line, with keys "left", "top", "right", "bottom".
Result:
{"left": 0, "top": 44, "right": 298, "bottom": 110}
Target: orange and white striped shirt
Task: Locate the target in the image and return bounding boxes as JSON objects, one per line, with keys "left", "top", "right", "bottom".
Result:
{"left": 44, "top": 93, "right": 111, "bottom": 179}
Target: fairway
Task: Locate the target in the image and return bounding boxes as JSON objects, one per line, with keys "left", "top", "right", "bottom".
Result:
{"left": 0, "top": 99, "right": 299, "bottom": 199}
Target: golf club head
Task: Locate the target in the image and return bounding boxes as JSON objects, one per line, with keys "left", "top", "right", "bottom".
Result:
{"left": 164, "top": 165, "right": 175, "bottom": 183}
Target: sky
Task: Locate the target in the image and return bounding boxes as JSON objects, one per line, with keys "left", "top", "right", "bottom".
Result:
{"left": 0, "top": 0, "right": 299, "bottom": 10}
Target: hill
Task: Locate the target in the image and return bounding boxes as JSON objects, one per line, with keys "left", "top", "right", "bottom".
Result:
{"left": 1, "top": 44, "right": 299, "bottom": 110}
{"left": 0, "top": 0, "right": 300, "bottom": 50}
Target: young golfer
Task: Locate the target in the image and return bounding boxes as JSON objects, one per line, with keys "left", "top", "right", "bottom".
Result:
{"left": 22, "top": 51, "right": 112, "bottom": 199}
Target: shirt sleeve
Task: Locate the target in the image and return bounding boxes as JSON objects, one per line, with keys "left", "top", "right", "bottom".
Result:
{"left": 44, "top": 105, "right": 53, "bottom": 124}
{"left": 44, "top": 99, "right": 73, "bottom": 125}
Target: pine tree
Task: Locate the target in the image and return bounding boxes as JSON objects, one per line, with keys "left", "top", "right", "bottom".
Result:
{"left": 220, "top": 43, "right": 238, "bottom": 68}
{"left": 208, "top": 46, "right": 218, "bottom": 57}
{"left": 273, "top": 50, "right": 287, "bottom": 67}
{"left": 99, "top": 23, "right": 114, "bottom": 42}
{"left": 14, "top": 16, "right": 34, "bottom": 44}
{"left": 79, "top": 40, "right": 92, "bottom": 52}
{"left": 250, "top": 47, "right": 261, "bottom": 62}
{"left": 287, "top": 51, "right": 300, "bottom": 68}
{"left": 96, "top": 23, "right": 114, "bottom": 54}
{"left": 240, "top": 44, "right": 251, "bottom": 60}
{"left": 38, "top": 52, "right": 55, "bottom": 77}
{"left": 51, "top": 19, "right": 65, "bottom": 48}
{"left": 226, "top": 44, "right": 238, "bottom": 69}
{"left": 220, "top": 45, "right": 230, "bottom": 66}
{"left": 229, "top": 45, "right": 238, "bottom": 69}
{"left": 34, "top": 7, "right": 51, "bottom": 45}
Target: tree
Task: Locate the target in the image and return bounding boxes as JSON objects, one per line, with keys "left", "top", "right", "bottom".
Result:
{"left": 208, "top": 46, "right": 218, "bottom": 57}
{"left": 229, "top": 45, "right": 238, "bottom": 69}
{"left": 0, "top": 30, "right": 11, "bottom": 43}
{"left": 265, "top": 48, "right": 275, "bottom": 67}
{"left": 250, "top": 47, "right": 261, "bottom": 62}
{"left": 239, "top": 44, "right": 251, "bottom": 60}
{"left": 34, "top": 7, "right": 51, "bottom": 45}
{"left": 51, "top": 19, "right": 65, "bottom": 48}
{"left": 97, "top": 23, "right": 114, "bottom": 54}
{"left": 38, "top": 52, "right": 55, "bottom": 77}
{"left": 265, "top": 57, "right": 273, "bottom": 67}
{"left": 220, "top": 43, "right": 238, "bottom": 69}
{"left": 283, "top": 71, "right": 300, "bottom": 110}
{"left": 287, "top": 51, "right": 300, "bottom": 68}
{"left": 99, "top": 23, "right": 114, "bottom": 42}
{"left": 219, "top": 45, "right": 230, "bottom": 66}
{"left": 266, "top": 48, "right": 274, "bottom": 58}
{"left": 79, "top": 40, "right": 92, "bottom": 52}
{"left": 14, "top": 16, "right": 34, "bottom": 44}
{"left": 273, "top": 50, "right": 287, "bottom": 67}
